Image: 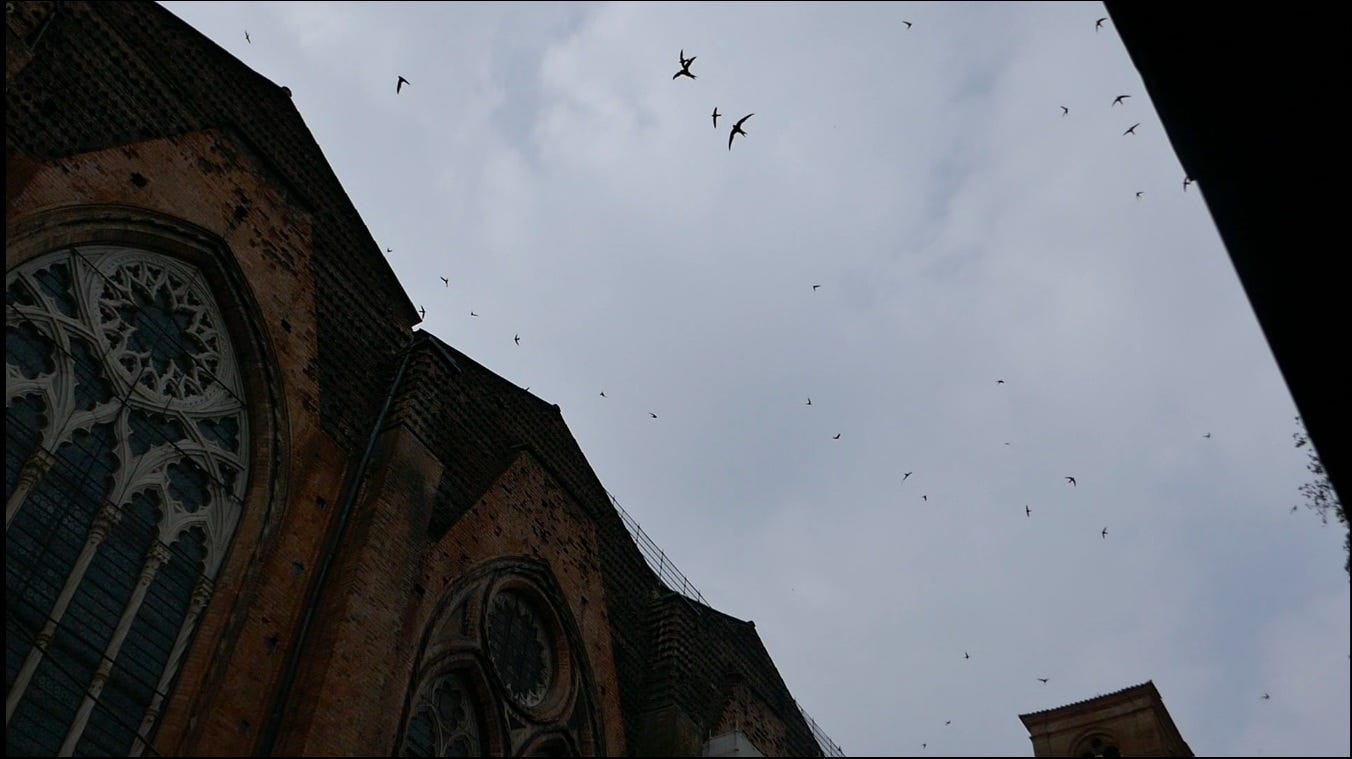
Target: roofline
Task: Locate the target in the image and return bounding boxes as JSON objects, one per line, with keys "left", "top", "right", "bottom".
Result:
{"left": 151, "top": 1, "right": 420, "bottom": 327}
{"left": 1018, "top": 680, "right": 1158, "bottom": 723}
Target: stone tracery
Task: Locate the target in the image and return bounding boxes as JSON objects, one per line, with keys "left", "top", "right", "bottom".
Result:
{"left": 5, "top": 245, "right": 249, "bottom": 755}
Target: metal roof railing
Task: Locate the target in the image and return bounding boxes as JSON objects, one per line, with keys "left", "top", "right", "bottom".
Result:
{"left": 797, "top": 699, "right": 847, "bottom": 757}
{"left": 606, "top": 489, "right": 710, "bottom": 608}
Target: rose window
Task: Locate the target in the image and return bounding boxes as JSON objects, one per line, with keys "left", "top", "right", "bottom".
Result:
{"left": 95, "top": 258, "right": 223, "bottom": 400}
{"left": 486, "top": 591, "right": 553, "bottom": 708}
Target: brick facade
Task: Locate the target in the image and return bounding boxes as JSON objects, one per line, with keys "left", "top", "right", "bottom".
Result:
{"left": 5, "top": 2, "right": 826, "bottom": 755}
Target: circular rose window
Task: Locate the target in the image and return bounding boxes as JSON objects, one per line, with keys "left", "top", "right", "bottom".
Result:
{"left": 486, "top": 591, "right": 554, "bottom": 708}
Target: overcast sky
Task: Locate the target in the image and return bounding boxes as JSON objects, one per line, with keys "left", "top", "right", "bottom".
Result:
{"left": 160, "top": 2, "right": 1350, "bottom": 756}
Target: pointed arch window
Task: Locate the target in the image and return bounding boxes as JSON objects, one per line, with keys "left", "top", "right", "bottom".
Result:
{"left": 6, "top": 246, "right": 249, "bottom": 756}
{"left": 400, "top": 672, "right": 483, "bottom": 757}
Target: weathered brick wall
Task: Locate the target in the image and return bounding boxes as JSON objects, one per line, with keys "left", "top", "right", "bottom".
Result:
{"left": 386, "top": 335, "right": 666, "bottom": 753}
{"left": 644, "top": 594, "right": 823, "bottom": 757}
{"left": 275, "top": 424, "right": 444, "bottom": 756}
{"left": 711, "top": 682, "right": 794, "bottom": 758}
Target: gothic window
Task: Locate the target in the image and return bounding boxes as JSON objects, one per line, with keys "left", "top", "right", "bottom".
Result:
{"left": 400, "top": 672, "right": 482, "bottom": 757}
{"left": 6, "top": 246, "right": 249, "bottom": 756}
{"left": 486, "top": 591, "right": 553, "bottom": 709}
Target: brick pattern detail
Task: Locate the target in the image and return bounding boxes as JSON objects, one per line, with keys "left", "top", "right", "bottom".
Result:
{"left": 646, "top": 594, "right": 822, "bottom": 756}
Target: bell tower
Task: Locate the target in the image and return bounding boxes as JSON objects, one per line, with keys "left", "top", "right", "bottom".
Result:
{"left": 1019, "top": 681, "right": 1193, "bottom": 757}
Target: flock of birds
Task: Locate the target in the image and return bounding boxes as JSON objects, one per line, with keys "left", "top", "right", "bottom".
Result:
{"left": 670, "top": 49, "right": 756, "bottom": 151}
{"left": 238, "top": 10, "right": 1285, "bottom": 755}
{"left": 385, "top": 14, "right": 1237, "bottom": 754}
{"left": 394, "top": 45, "right": 763, "bottom": 417}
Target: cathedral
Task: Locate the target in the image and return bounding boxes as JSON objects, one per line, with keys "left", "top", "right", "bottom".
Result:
{"left": 5, "top": 2, "right": 1195, "bottom": 756}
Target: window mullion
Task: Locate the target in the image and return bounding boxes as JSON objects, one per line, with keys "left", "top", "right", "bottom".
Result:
{"left": 128, "top": 574, "right": 212, "bottom": 757}
{"left": 57, "top": 541, "right": 171, "bottom": 756}
{"left": 4, "top": 502, "right": 123, "bottom": 724}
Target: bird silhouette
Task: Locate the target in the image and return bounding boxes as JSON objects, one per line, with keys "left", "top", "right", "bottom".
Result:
{"left": 922, "top": 744, "right": 926, "bottom": 750}
{"left": 728, "top": 114, "right": 754, "bottom": 150}
{"left": 1038, "top": 677, "right": 1049, "bottom": 683}
{"left": 397, "top": 75, "right": 410, "bottom": 94}
{"left": 903, "top": 472, "right": 912, "bottom": 482}
{"left": 812, "top": 284, "right": 821, "bottom": 291}
{"left": 1203, "top": 432, "right": 1212, "bottom": 438}
{"left": 1136, "top": 191, "right": 1144, "bottom": 199}
{"left": 418, "top": 305, "right": 425, "bottom": 320}
{"left": 1096, "top": 17, "right": 1106, "bottom": 32}
{"left": 1291, "top": 505, "right": 1299, "bottom": 513}
{"left": 1184, "top": 176, "right": 1194, "bottom": 191}
{"left": 833, "top": 433, "right": 841, "bottom": 440}
{"left": 1102, "top": 527, "right": 1109, "bottom": 539}
{"left": 514, "top": 334, "right": 520, "bottom": 345}
{"left": 903, "top": 20, "right": 913, "bottom": 29}
{"left": 996, "top": 379, "right": 1005, "bottom": 384}
{"left": 470, "top": 311, "right": 479, "bottom": 317}
{"left": 245, "top": 30, "right": 251, "bottom": 44}
{"left": 1113, "top": 94, "right": 1131, "bottom": 106}
{"left": 441, "top": 276, "right": 449, "bottom": 287}
{"left": 650, "top": 412, "right": 658, "bottom": 419}
{"left": 1026, "top": 505, "right": 1031, "bottom": 517}
{"left": 386, "top": 247, "right": 393, "bottom": 253}
{"left": 600, "top": 391, "right": 607, "bottom": 397}
{"left": 922, "top": 495, "right": 928, "bottom": 502}
{"left": 1061, "top": 105, "right": 1069, "bottom": 116}
{"left": 673, "top": 51, "right": 696, "bottom": 80}
{"left": 1124, "top": 123, "right": 1140, "bottom": 135}
{"left": 964, "top": 652, "right": 970, "bottom": 660}
{"left": 945, "top": 721, "right": 951, "bottom": 726}
{"left": 1066, "top": 476, "right": 1077, "bottom": 486}
{"left": 712, "top": 107, "right": 721, "bottom": 128}
{"left": 1262, "top": 693, "right": 1270, "bottom": 700}
{"left": 806, "top": 397, "right": 813, "bottom": 405}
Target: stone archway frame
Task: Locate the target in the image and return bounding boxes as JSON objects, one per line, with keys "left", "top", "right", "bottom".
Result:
{"left": 397, "top": 557, "right": 605, "bottom": 756}
{"left": 5, "top": 203, "right": 291, "bottom": 753}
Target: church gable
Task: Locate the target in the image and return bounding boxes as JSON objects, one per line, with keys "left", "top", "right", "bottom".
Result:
{"left": 417, "top": 448, "right": 626, "bottom": 752}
